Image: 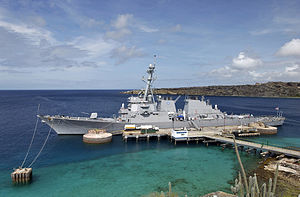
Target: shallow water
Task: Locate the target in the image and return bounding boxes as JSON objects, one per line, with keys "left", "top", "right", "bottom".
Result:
{"left": 0, "top": 90, "right": 299, "bottom": 196}
{"left": 0, "top": 136, "right": 260, "bottom": 197}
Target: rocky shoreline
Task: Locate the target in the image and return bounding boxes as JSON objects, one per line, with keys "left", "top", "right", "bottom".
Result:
{"left": 123, "top": 82, "right": 300, "bottom": 98}
{"left": 254, "top": 157, "right": 300, "bottom": 196}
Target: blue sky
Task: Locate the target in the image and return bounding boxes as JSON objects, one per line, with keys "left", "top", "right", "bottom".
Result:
{"left": 0, "top": 0, "right": 300, "bottom": 89}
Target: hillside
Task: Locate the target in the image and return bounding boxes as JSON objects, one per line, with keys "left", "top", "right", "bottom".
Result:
{"left": 123, "top": 82, "right": 300, "bottom": 97}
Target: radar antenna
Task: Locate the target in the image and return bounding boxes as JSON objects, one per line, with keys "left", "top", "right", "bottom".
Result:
{"left": 143, "top": 55, "right": 157, "bottom": 102}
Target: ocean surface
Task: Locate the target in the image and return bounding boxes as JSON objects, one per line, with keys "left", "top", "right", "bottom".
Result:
{"left": 0, "top": 90, "right": 299, "bottom": 196}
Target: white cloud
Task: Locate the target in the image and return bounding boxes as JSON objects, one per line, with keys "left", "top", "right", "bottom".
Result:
{"left": 250, "top": 29, "right": 273, "bottom": 36}
{"left": 263, "top": 63, "right": 300, "bottom": 81}
{"left": 277, "top": 38, "right": 300, "bottom": 57}
{"left": 89, "top": 18, "right": 104, "bottom": 27}
{"left": 105, "top": 28, "right": 131, "bottom": 41}
{"left": 0, "top": 20, "right": 55, "bottom": 45}
{"left": 70, "top": 36, "right": 115, "bottom": 58}
{"left": 0, "top": 18, "right": 112, "bottom": 72}
{"left": 112, "top": 14, "right": 133, "bottom": 29}
{"left": 284, "top": 64, "right": 300, "bottom": 77}
{"left": 105, "top": 14, "right": 159, "bottom": 44}
{"left": 204, "top": 51, "right": 300, "bottom": 84}
{"left": 250, "top": 14, "right": 300, "bottom": 36}
{"left": 104, "top": 14, "right": 155, "bottom": 64}
{"left": 138, "top": 25, "right": 158, "bottom": 33}
{"left": 285, "top": 64, "right": 299, "bottom": 72}
{"left": 207, "top": 59, "right": 300, "bottom": 84}
{"left": 210, "top": 66, "right": 237, "bottom": 78}
{"left": 232, "top": 52, "right": 262, "bottom": 69}
{"left": 207, "top": 51, "right": 262, "bottom": 81}
{"left": 110, "top": 45, "right": 144, "bottom": 65}
{"left": 104, "top": 14, "right": 134, "bottom": 41}
{"left": 248, "top": 71, "right": 264, "bottom": 78}
{"left": 52, "top": 1, "right": 104, "bottom": 28}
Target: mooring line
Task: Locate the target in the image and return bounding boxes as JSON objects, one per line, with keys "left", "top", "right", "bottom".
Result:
{"left": 28, "top": 123, "right": 53, "bottom": 168}
{"left": 21, "top": 104, "right": 40, "bottom": 168}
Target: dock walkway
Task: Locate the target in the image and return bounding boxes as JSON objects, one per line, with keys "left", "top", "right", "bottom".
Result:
{"left": 203, "top": 135, "right": 300, "bottom": 158}
{"left": 122, "top": 128, "right": 300, "bottom": 159}
{"left": 176, "top": 131, "right": 300, "bottom": 158}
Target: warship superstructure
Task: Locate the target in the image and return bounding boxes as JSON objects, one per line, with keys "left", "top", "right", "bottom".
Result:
{"left": 39, "top": 61, "right": 285, "bottom": 134}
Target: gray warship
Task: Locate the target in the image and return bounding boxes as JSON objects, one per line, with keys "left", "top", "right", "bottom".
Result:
{"left": 39, "top": 61, "right": 285, "bottom": 134}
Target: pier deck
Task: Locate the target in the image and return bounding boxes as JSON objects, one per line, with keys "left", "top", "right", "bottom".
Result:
{"left": 172, "top": 130, "right": 300, "bottom": 158}
{"left": 122, "top": 129, "right": 170, "bottom": 142}
{"left": 203, "top": 135, "right": 300, "bottom": 158}
{"left": 122, "top": 127, "right": 300, "bottom": 159}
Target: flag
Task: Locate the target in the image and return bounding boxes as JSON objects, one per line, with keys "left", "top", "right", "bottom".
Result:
{"left": 275, "top": 107, "right": 279, "bottom": 111}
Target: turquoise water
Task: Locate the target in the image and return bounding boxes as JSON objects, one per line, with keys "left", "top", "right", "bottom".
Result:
{"left": 0, "top": 91, "right": 299, "bottom": 196}
{"left": 0, "top": 139, "right": 259, "bottom": 197}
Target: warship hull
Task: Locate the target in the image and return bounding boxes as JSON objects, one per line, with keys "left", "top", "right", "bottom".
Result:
{"left": 39, "top": 115, "right": 285, "bottom": 135}
{"left": 38, "top": 60, "right": 285, "bottom": 135}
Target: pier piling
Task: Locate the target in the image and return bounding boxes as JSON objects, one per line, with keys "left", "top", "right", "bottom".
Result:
{"left": 122, "top": 128, "right": 300, "bottom": 159}
{"left": 11, "top": 168, "right": 32, "bottom": 183}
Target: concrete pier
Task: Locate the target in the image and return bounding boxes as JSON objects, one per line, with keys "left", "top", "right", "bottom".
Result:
{"left": 122, "top": 126, "right": 300, "bottom": 159}
{"left": 83, "top": 129, "right": 112, "bottom": 144}
{"left": 122, "top": 129, "right": 170, "bottom": 142}
{"left": 11, "top": 168, "right": 32, "bottom": 183}
{"left": 171, "top": 130, "right": 299, "bottom": 158}
{"left": 201, "top": 134, "right": 300, "bottom": 158}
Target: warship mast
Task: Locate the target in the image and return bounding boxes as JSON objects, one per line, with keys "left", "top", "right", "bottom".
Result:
{"left": 143, "top": 58, "right": 156, "bottom": 102}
